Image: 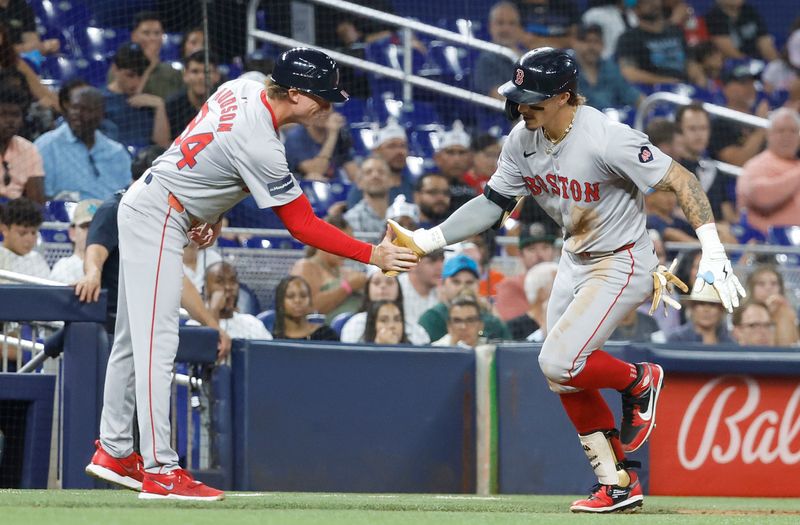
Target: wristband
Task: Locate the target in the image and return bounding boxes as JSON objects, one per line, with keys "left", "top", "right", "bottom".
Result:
{"left": 413, "top": 226, "right": 447, "bottom": 253}
{"left": 340, "top": 279, "right": 353, "bottom": 294}
{"left": 695, "top": 223, "right": 725, "bottom": 258}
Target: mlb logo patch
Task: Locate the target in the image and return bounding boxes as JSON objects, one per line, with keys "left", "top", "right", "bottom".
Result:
{"left": 638, "top": 146, "right": 653, "bottom": 163}
{"left": 514, "top": 68, "right": 524, "bottom": 85}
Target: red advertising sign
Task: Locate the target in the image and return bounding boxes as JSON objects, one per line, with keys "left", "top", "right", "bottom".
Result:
{"left": 649, "top": 375, "right": 800, "bottom": 497}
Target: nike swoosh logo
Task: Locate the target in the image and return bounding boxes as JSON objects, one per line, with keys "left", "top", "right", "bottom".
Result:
{"left": 152, "top": 480, "right": 174, "bottom": 491}
{"left": 523, "top": 150, "right": 536, "bottom": 158}
{"left": 638, "top": 394, "right": 655, "bottom": 422}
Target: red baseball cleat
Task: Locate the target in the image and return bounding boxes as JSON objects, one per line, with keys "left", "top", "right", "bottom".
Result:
{"left": 85, "top": 440, "right": 144, "bottom": 491}
{"left": 620, "top": 362, "right": 664, "bottom": 453}
{"left": 139, "top": 468, "right": 224, "bottom": 501}
{"left": 570, "top": 470, "right": 643, "bottom": 513}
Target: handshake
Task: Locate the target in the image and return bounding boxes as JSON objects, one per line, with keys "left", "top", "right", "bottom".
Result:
{"left": 381, "top": 219, "right": 447, "bottom": 276}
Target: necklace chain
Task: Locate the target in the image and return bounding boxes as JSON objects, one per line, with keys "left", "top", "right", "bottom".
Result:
{"left": 543, "top": 107, "right": 577, "bottom": 147}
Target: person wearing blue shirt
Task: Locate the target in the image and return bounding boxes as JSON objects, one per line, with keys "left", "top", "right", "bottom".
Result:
{"left": 574, "top": 24, "right": 643, "bottom": 110}
{"left": 35, "top": 87, "right": 132, "bottom": 200}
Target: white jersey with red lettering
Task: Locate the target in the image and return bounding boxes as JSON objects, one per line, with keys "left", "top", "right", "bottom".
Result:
{"left": 152, "top": 78, "right": 302, "bottom": 223}
{"left": 487, "top": 104, "right": 671, "bottom": 255}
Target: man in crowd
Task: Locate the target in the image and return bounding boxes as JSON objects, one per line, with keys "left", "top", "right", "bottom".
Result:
{"left": 667, "top": 288, "right": 735, "bottom": 344}
{"left": 473, "top": 1, "right": 526, "bottom": 99}
{"left": 738, "top": 108, "right": 800, "bottom": 234}
{"left": 344, "top": 156, "right": 393, "bottom": 235}
{"left": 0, "top": 197, "right": 50, "bottom": 279}
{"left": 166, "top": 50, "right": 222, "bottom": 139}
{"left": 50, "top": 199, "right": 102, "bottom": 284}
{"left": 432, "top": 295, "right": 486, "bottom": 348}
{"left": 463, "top": 134, "right": 502, "bottom": 194}
{"left": 398, "top": 249, "right": 444, "bottom": 327}
{"left": 413, "top": 173, "right": 451, "bottom": 228}
{"left": 507, "top": 261, "right": 558, "bottom": 341}
{"left": 201, "top": 262, "right": 272, "bottom": 341}
{"left": 732, "top": 301, "right": 777, "bottom": 347}
{"left": 130, "top": 11, "right": 183, "bottom": 100}
{"left": 705, "top": 0, "right": 778, "bottom": 61}
{"left": 434, "top": 121, "right": 476, "bottom": 212}
{"left": 36, "top": 86, "right": 131, "bottom": 200}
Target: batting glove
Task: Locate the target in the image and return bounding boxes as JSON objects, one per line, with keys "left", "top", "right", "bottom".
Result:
{"left": 649, "top": 258, "right": 688, "bottom": 316}
{"left": 695, "top": 223, "right": 746, "bottom": 313}
{"left": 386, "top": 219, "right": 446, "bottom": 257}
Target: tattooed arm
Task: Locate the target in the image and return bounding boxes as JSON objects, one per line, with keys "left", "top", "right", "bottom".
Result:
{"left": 653, "top": 160, "right": 714, "bottom": 228}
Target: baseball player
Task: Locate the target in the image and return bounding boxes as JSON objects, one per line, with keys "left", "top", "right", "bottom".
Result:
{"left": 390, "top": 48, "right": 745, "bottom": 513}
{"left": 83, "top": 48, "right": 417, "bottom": 501}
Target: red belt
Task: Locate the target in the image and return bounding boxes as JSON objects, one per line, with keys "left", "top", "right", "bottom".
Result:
{"left": 577, "top": 242, "right": 635, "bottom": 259}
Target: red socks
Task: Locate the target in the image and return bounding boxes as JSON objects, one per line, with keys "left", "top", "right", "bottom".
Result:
{"left": 559, "top": 389, "right": 615, "bottom": 434}
{"left": 563, "top": 350, "right": 637, "bottom": 391}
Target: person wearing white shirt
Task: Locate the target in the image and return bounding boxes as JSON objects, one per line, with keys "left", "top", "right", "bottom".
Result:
{"left": 0, "top": 197, "right": 50, "bottom": 280}
{"left": 201, "top": 261, "right": 271, "bottom": 341}
{"left": 397, "top": 249, "right": 444, "bottom": 326}
{"left": 50, "top": 199, "right": 102, "bottom": 284}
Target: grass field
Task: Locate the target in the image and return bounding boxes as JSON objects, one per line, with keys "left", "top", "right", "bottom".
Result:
{"left": 2, "top": 490, "right": 800, "bottom": 525}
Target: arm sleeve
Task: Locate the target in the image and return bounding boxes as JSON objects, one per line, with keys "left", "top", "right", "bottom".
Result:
{"left": 602, "top": 123, "right": 672, "bottom": 193}
{"left": 273, "top": 194, "right": 373, "bottom": 264}
{"left": 438, "top": 194, "right": 505, "bottom": 245}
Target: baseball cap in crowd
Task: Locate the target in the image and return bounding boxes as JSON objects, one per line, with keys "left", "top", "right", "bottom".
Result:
{"left": 70, "top": 199, "right": 102, "bottom": 226}
{"left": 373, "top": 118, "right": 407, "bottom": 149}
{"left": 519, "top": 222, "right": 556, "bottom": 248}
{"left": 721, "top": 61, "right": 761, "bottom": 84}
{"left": 385, "top": 194, "right": 420, "bottom": 224}
{"left": 434, "top": 120, "right": 471, "bottom": 152}
{"left": 442, "top": 253, "right": 480, "bottom": 279}
{"left": 680, "top": 281, "right": 723, "bottom": 305}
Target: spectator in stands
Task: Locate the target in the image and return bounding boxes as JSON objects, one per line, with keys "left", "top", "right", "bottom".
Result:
{"left": 732, "top": 301, "right": 777, "bottom": 347}
{"left": 0, "top": 84, "right": 43, "bottom": 203}
{"left": 414, "top": 173, "right": 451, "bottom": 228}
{"left": 609, "top": 309, "right": 663, "bottom": 342}
{"left": 495, "top": 222, "right": 556, "bottom": 321}
{"left": 573, "top": 23, "right": 643, "bottom": 110}
{"left": 130, "top": 11, "right": 184, "bottom": 100}
{"left": 362, "top": 300, "right": 408, "bottom": 345}
{"left": 0, "top": 197, "right": 49, "bottom": 278}
{"left": 344, "top": 156, "right": 392, "bottom": 235}
{"left": 456, "top": 231, "right": 505, "bottom": 300}
{"left": 667, "top": 287, "right": 734, "bottom": 344}
{"left": 432, "top": 294, "right": 487, "bottom": 348}
{"left": 708, "top": 62, "right": 768, "bottom": 166}
{"left": 676, "top": 103, "right": 737, "bottom": 224}
{"left": 180, "top": 27, "right": 205, "bottom": 60}
{"left": 515, "top": 0, "right": 580, "bottom": 50}
{"left": 617, "top": 0, "right": 689, "bottom": 85}
{"left": 36, "top": 86, "right": 132, "bottom": 201}
{"left": 104, "top": 42, "right": 170, "bottom": 148}
{"left": 284, "top": 110, "right": 357, "bottom": 182}
{"left": 474, "top": 2, "right": 526, "bottom": 100}
{"left": 166, "top": 50, "right": 221, "bottom": 139}
{"left": 0, "top": 0, "right": 59, "bottom": 56}
{"left": 0, "top": 22, "right": 56, "bottom": 109}
{"left": 434, "top": 121, "right": 475, "bottom": 212}
{"left": 341, "top": 270, "right": 428, "bottom": 345}
{"left": 49, "top": 199, "right": 101, "bottom": 284}
{"left": 582, "top": 0, "right": 635, "bottom": 60}
{"left": 663, "top": 0, "right": 709, "bottom": 46}
{"left": 290, "top": 215, "right": 367, "bottom": 321}
{"left": 201, "top": 261, "right": 272, "bottom": 340}
{"left": 687, "top": 41, "right": 725, "bottom": 101}
{"left": 507, "top": 261, "right": 557, "bottom": 341}
{"left": 385, "top": 194, "right": 420, "bottom": 230}
{"left": 57, "top": 79, "right": 119, "bottom": 141}
{"left": 272, "top": 275, "right": 339, "bottom": 341}
{"left": 347, "top": 119, "right": 415, "bottom": 207}
{"left": 398, "top": 249, "right": 443, "bottom": 327}
{"left": 463, "top": 134, "right": 502, "bottom": 194}
{"left": 704, "top": 0, "right": 778, "bottom": 62}
{"left": 738, "top": 108, "right": 800, "bottom": 235}
{"left": 745, "top": 265, "right": 799, "bottom": 346}
{"left": 419, "top": 254, "right": 510, "bottom": 342}
{"left": 762, "top": 20, "right": 800, "bottom": 95}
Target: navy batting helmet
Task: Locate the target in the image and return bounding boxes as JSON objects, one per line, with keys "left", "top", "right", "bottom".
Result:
{"left": 270, "top": 47, "right": 348, "bottom": 103}
{"left": 498, "top": 47, "right": 578, "bottom": 120}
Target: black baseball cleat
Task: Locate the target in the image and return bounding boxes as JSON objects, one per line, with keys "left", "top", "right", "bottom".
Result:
{"left": 570, "top": 469, "right": 643, "bottom": 513}
{"left": 620, "top": 362, "right": 664, "bottom": 453}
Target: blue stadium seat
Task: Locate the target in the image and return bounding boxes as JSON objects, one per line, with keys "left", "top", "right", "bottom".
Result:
{"left": 330, "top": 312, "right": 353, "bottom": 336}
{"left": 39, "top": 228, "right": 70, "bottom": 243}
{"left": 40, "top": 55, "right": 79, "bottom": 82}
{"left": 74, "top": 26, "right": 130, "bottom": 60}
{"left": 161, "top": 33, "right": 182, "bottom": 62}
{"left": 44, "top": 200, "right": 71, "bottom": 223}
{"left": 257, "top": 309, "right": 275, "bottom": 332}
{"left": 33, "top": 0, "right": 94, "bottom": 33}
{"left": 298, "top": 180, "right": 338, "bottom": 216}
{"left": 74, "top": 56, "right": 110, "bottom": 87}
{"left": 236, "top": 282, "right": 261, "bottom": 315}
{"left": 227, "top": 196, "right": 284, "bottom": 229}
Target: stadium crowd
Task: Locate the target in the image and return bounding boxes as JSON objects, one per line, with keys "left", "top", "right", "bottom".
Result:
{"left": 0, "top": 0, "right": 798, "bottom": 353}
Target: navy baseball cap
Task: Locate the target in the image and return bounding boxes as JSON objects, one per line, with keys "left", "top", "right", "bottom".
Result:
{"left": 442, "top": 254, "right": 480, "bottom": 279}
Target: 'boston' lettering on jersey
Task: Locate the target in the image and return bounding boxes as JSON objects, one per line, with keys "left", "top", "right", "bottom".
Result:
{"left": 212, "top": 88, "right": 238, "bottom": 132}
{"left": 522, "top": 173, "right": 600, "bottom": 203}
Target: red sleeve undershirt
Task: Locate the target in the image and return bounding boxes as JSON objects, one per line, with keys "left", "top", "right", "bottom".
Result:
{"left": 273, "top": 194, "right": 373, "bottom": 264}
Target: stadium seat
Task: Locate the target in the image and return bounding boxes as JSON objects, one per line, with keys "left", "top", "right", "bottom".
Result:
{"left": 161, "top": 33, "right": 182, "bottom": 62}
{"left": 44, "top": 200, "right": 71, "bottom": 223}
{"left": 330, "top": 312, "right": 353, "bottom": 336}
{"left": 33, "top": 0, "right": 94, "bottom": 33}
{"left": 257, "top": 309, "right": 275, "bottom": 332}
{"left": 40, "top": 55, "right": 79, "bottom": 83}
{"left": 237, "top": 282, "right": 261, "bottom": 315}
{"left": 74, "top": 26, "right": 131, "bottom": 60}
{"left": 39, "top": 228, "right": 70, "bottom": 244}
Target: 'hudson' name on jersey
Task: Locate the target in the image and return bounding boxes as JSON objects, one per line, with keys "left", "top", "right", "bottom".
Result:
{"left": 213, "top": 88, "right": 238, "bottom": 133}
{"left": 522, "top": 174, "right": 600, "bottom": 203}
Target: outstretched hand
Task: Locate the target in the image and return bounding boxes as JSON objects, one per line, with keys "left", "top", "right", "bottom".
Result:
{"left": 371, "top": 225, "right": 418, "bottom": 276}
{"left": 694, "top": 255, "right": 746, "bottom": 313}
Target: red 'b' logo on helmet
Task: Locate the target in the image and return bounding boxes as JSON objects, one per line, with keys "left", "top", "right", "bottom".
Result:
{"left": 514, "top": 68, "right": 524, "bottom": 85}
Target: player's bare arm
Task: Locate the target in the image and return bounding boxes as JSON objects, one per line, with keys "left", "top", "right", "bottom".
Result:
{"left": 75, "top": 244, "right": 109, "bottom": 303}
{"left": 653, "top": 160, "right": 714, "bottom": 228}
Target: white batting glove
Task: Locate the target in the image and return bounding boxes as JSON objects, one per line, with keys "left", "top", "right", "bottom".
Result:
{"left": 695, "top": 224, "right": 746, "bottom": 313}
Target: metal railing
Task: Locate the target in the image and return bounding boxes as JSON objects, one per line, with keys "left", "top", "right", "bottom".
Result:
{"left": 245, "top": 0, "right": 508, "bottom": 110}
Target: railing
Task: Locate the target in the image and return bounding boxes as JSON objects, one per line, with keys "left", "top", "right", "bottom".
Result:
{"left": 245, "top": 0, "right": 508, "bottom": 110}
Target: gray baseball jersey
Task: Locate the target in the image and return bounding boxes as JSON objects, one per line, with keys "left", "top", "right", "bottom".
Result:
{"left": 488, "top": 105, "right": 672, "bottom": 254}
{"left": 153, "top": 78, "right": 302, "bottom": 224}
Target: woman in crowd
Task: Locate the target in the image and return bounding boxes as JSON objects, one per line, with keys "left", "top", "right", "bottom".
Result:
{"left": 290, "top": 215, "right": 367, "bottom": 321}
{"left": 0, "top": 23, "right": 57, "bottom": 109}
{"left": 340, "top": 270, "right": 429, "bottom": 344}
{"left": 362, "top": 300, "right": 408, "bottom": 345}
{"left": 746, "top": 265, "right": 799, "bottom": 346}
{"left": 272, "top": 275, "right": 339, "bottom": 341}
